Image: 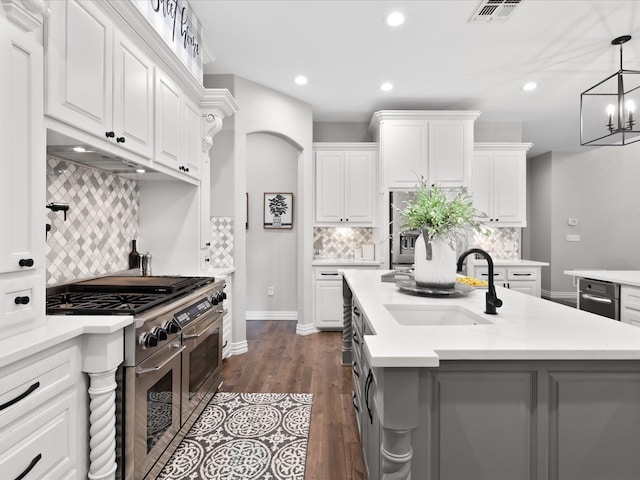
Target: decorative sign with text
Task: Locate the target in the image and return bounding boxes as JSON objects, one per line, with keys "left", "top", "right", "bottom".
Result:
{"left": 132, "top": 0, "right": 204, "bottom": 81}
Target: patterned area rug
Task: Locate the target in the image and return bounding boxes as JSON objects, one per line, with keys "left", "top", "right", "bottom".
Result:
{"left": 157, "top": 393, "right": 314, "bottom": 480}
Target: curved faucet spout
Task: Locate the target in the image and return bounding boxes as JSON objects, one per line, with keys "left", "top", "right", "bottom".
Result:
{"left": 457, "top": 248, "right": 503, "bottom": 315}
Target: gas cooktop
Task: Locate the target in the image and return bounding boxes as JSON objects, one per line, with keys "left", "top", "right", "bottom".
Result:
{"left": 46, "top": 275, "right": 215, "bottom": 315}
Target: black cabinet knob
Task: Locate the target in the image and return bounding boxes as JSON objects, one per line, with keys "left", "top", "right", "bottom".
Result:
{"left": 14, "top": 296, "right": 30, "bottom": 305}
{"left": 105, "top": 131, "right": 115, "bottom": 138}
{"left": 116, "top": 136, "right": 125, "bottom": 143}
{"left": 18, "top": 258, "right": 34, "bottom": 267}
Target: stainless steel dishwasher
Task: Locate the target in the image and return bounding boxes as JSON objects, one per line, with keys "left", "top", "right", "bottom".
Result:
{"left": 578, "top": 278, "right": 620, "bottom": 320}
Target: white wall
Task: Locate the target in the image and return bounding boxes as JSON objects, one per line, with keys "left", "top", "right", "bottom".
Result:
{"left": 313, "top": 122, "right": 371, "bottom": 142}
{"left": 204, "top": 73, "right": 314, "bottom": 351}
{"left": 246, "top": 133, "right": 298, "bottom": 314}
{"left": 525, "top": 143, "right": 640, "bottom": 298}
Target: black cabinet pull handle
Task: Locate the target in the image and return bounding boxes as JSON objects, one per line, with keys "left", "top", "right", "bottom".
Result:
{"left": 364, "top": 369, "right": 374, "bottom": 424}
{"left": 18, "top": 258, "right": 34, "bottom": 267}
{"left": 15, "top": 453, "right": 42, "bottom": 480}
{"left": 105, "top": 131, "right": 115, "bottom": 138}
{"left": 206, "top": 242, "right": 211, "bottom": 246}
{"left": 116, "top": 136, "right": 125, "bottom": 143}
{"left": 353, "top": 332, "right": 360, "bottom": 346}
{"left": 512, "top": 273, "right": 532, "bottom": 277}
{"left": 14, "top": 296, "right": 30, "bottom": 305}
{"left": 0, "top": 381, "right": 40, "bottom": 411}
{"left": 352, "top": 393, "right": 360, "bottom": 412}
{"left": 223, "top": 340, "right": 228, "bottom": 348}
{"left": 353, "top": 306, "right": 360, "bottom": 317}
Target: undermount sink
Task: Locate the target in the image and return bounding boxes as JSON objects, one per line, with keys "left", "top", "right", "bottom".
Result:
{"left": 384, "top": 304, "right": 493, "bottom": 326}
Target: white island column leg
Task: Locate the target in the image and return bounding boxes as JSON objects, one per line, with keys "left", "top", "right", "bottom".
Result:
{"left": 377, "top": 367, "right": 420, "bottom": 480}
{"left": 82, "top": 329, "right": 126, "bottom": 480}
{"left": 87, "top": 369, "right": 118, "bottom": 480}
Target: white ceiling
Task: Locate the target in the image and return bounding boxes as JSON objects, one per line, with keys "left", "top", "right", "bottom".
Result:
{"left": 189, "top": 0, "right": 640, "bottom": 156}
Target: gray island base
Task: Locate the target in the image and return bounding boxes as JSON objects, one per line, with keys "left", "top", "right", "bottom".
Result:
{"left": 342, "top": 269, "right": 640, "bottom": 480}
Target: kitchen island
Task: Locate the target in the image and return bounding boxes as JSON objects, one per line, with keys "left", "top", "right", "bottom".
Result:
{"left": 342, "top": 269, "right": 640, "bottom": 480}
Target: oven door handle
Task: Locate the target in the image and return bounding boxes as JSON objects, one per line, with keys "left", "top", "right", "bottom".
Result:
{"left": 581, "top": 293, "right": 613, "bottom": 304}
{"left": 136, "top": 344, "right": 186, "bottom": 375}
{"left": 183, "top": 314, "right": 224, "bottom": 340}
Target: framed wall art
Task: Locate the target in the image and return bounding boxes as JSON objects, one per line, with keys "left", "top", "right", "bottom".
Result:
{"left": 263, "top": 192, "right": 293, "bottom": 229}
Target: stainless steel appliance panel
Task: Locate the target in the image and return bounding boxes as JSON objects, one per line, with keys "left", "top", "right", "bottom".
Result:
{"left": 578, "top": 278, "right": 620, "bottom": 320}
{"left": 389, "top": 191, "right": 418, "bottom": 266}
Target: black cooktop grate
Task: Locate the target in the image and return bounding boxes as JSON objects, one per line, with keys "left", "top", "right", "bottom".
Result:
{"left": 46, "top": 291, "right": 173, "bottom": 315}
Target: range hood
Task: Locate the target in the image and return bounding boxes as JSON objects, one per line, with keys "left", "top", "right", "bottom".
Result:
{"left": 46, "top": 129, "right": 158, "bottom": 178}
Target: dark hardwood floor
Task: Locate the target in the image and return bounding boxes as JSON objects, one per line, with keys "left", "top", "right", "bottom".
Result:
{"left": 220, "top": 320, "right": 367, "bottom": 480}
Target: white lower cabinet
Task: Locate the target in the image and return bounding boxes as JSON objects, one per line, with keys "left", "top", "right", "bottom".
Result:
{"left": 621, "top": 285, "right": 640, "bottom": 327}
{"left": 0, "top": 341, "right": 85, "bottom": 478}
{"left": 313, "top": 265, "right": 380, "bottom": 328}
{"left": 472, "top": 265, "right": 542, "bottom": 297}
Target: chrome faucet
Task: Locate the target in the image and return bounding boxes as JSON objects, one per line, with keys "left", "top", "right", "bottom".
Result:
{"left": 457, "top": 248, "right": 503, "bottom": 315}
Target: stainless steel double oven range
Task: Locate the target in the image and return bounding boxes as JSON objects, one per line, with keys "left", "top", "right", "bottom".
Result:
{"left": 46, "top": 275, "right": 226, "bottom": 479}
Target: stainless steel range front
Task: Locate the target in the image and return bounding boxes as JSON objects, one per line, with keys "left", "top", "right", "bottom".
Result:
{"left": 47, "top": 275, "right": 226, "bottom": 480}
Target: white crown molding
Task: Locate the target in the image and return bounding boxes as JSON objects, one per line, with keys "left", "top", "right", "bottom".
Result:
{"left": 474, "top": 142, "right": 534, "bottom": 152}
{"left": 201, "top": 89, "right": 240, "bottom": 119}
{"left": 2, "top": 0, "right": 49, "bottom": 31}
{"left": 312, "top": 142, "right": 378, "bottom": 150}
{"left": 369, "top": 109, "right": 482, "bottom": 133}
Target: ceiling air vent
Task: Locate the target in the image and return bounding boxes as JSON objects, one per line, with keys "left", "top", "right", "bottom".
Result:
{"left": 469, "top": 0, "right": 522, "bottom": 23}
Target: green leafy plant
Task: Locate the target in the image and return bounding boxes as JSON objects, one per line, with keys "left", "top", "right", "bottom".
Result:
{"left": 399, "top": 177, "right": 488, "bottom": 246}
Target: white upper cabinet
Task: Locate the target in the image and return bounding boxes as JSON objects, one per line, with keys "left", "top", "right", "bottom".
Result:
{"left": 154, "top": 70, "right": 200, "bottom": 180}
{"left": 46, "top": 0, "right": 154, "bottom": 158}
{"left": 314, "top": 144, "right": 376, "bottom": 225}
{"left": 0, "top": 16, "right": 44, "bottom": 275}
{"left": 112, "top": 30, "right": 154, "bottom": 158}
{"left": 371, "top": 111, "right": 480, "bottom": 189}
{"left": 471, "top": 143, "right": 532, "bottom": 227}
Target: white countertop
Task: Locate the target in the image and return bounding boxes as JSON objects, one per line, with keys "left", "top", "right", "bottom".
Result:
{"left": 472, "top": 258, "right": 549, "bottom": 267}
{"left": 313, "top": 258, "right": 382, "bottom": 267}
{"left": 0, "top": 315, "right": 133, "bottom": 367}
{"left": 343, "top": 269, "right": 640, "bottom": 368}
{"left": 564, "top": 270, "right": 640, "bottom": 288}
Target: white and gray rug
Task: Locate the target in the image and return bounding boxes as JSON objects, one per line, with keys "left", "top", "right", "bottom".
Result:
{"left": 158, "top": 392, "right": 314, "bottom": 480}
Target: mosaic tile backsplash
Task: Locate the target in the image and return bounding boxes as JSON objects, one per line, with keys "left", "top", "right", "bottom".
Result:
{"left": 314, "top": 227, "right": 375, "bottom": 259}
{"left": 473, "top": 227, "right": 520, "bottom": 259}
{"left": 46, "top": 158, "right": 139, "bottom": 285}
{"left": 210, "top": 217, "right": 234, "bottom": 267}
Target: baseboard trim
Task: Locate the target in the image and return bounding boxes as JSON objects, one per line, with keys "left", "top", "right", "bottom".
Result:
{"left": 231, "top": 340, "right": 248, "bottom": 356}
{"left": 246, "top": 311, "right": 298, "bottom": 321}
{"left": 296, "top": 322, "right": 318, "bottom": 336}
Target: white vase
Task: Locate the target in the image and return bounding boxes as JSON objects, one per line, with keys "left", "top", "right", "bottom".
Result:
{"left": 414, "top": 231, "right": 457, "bottom": 289}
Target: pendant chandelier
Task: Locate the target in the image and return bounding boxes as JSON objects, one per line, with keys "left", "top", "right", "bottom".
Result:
{"left": 580, "top": 35, "right": 640, "bottom": 146}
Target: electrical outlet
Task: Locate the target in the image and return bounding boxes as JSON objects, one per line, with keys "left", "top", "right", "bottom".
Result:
{"left": 268, "top": 286, "right": 274, "bottom": 296}
{"left": 566, "top": 234, "right": 581, "bottom": 242}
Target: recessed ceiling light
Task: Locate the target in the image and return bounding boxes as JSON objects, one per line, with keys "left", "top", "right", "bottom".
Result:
{"left": 294, "top": 75, "right": 308, "bottom": 85}
{"left": 386, "top": 11, "right": 405, "bottom": 27}
{"left": 72, "top": 146, "right": 87, "bottom": 153}
{"left": 522, "top": 82, "right": 538, "bottom": 91}
{"left": 380, "top": 82, "right": 393, "bottom": 92}
{"left": 136, "top": 168, "right": 146, "bottom": 174}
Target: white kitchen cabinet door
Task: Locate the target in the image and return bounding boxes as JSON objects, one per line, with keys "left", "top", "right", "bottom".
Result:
{"left": 470, "top": 152, "right": 492, "bottom": 219}
{"left": 315, "top": 151, "right": 345, "bottom": 222}
{"left": 429, "top": 121, "right": 471, "bottom": 187}
{"left": 314, "top": 280, "right": 343, "bottom": 329}
{"left": 182, "top": 96, "right": 202, "bottom": 179}
{"left": 314, "top": 146, "right": 375, "bottom": 225}
{"left": 154, "top": 70, "right": 182, "bottom": 171}
{"left": 112, "top": 30, "right": 154, "bottom": 158}
{"left": 492, "top": 151, "right": 525, "bottom": 224}
{"left": 0, "top": 18, "right": 44, "bottom": 274}
{"left": 46, "top": 0, "right": 113, "bottom": 137}
{"left": 382, "top": 119, "right": 429, "bottom": 188}
{"left": 472, "top": 144, "right": 531, "bottom": 227}
{"left": 344, "top": 151, "right": 374, "bottom": 223}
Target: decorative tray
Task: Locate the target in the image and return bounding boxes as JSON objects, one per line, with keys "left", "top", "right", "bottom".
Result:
{"left": 396, "top": 279, "right": 474, "bottom": 297}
